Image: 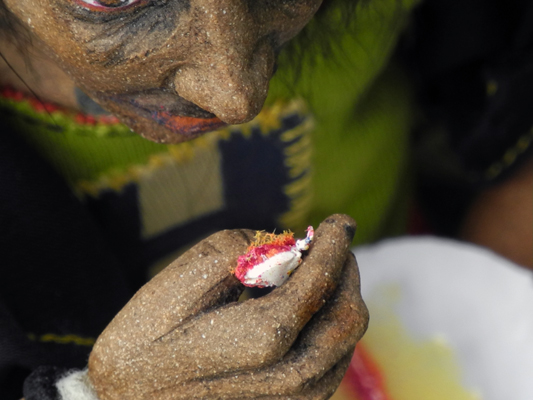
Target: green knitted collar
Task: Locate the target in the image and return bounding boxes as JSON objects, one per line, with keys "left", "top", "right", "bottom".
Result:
{"left": 0, "top": 86, "right": 178, "bottom": 184}
{"left": 1, "top": 86, "right": 134, "bottom": 138}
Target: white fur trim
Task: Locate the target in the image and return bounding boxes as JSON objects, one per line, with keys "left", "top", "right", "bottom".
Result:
{"left": 56, "top": 369, "right": 100, "bottom": 400}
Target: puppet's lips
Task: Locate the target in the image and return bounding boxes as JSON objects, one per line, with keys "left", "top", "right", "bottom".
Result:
{"left": 107, "top": 89, "right": 227, "bottom": 137}
{"left": 151, "top": 112, "right": 226, "bottom": 136}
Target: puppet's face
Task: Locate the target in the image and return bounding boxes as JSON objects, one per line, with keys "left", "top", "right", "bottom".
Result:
{"left": 5, "top": 0, "right": 321, "bottom": 142}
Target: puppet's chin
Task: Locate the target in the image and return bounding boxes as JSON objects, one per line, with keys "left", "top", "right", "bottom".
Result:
{"left": 93, "top": 89, "right": 227, "bottom": 143}
{"left": 114, "top": 109, "right": 226, "bottom": 144}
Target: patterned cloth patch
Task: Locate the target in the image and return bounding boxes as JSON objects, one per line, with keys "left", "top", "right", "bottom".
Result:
{"left": 136, "top": 142, "right": 224, "bottom": 239}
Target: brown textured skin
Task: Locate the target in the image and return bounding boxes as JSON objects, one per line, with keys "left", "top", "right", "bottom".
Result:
{"left": 2, "top": 0, "right": 322, "bottom": 143}
{"left": 461, "top": 157, "right": 533, "bottom": 269}
{"left": 88, "top": 214, "right": 368, "bottom": 400}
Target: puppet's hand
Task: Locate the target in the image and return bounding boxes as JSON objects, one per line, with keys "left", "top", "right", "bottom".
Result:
{"left": 87, "top": 214, "right": 368, "bottom": 400}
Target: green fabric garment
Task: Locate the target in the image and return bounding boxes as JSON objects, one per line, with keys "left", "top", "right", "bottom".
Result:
{"left": 268, "top": 0, "right": 418, "bottom": 243}
{"left": 0, "top": 100, "right": 169, "bottom": 183}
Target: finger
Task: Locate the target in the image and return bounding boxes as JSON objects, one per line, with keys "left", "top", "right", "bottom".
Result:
{"left": 292, "top": 352, "right": 354, "bottom": 400}
{"left": 263, "top": 214, "right": 358, "bottom": 327}
{"left": 261, "top": 352, "right": 354, "bottom": 400}
{"left": 154, "top": 354, "right": 353, "bottom": 400}
{"left": 167, "top": 253, "right": 367, "bottom": 399}
{"left": 258, "top": 253, "right": 367, "bottom": 395}
{"left": 89, "top": 229, "right": 254, "bottom": 397}
{"left": 221, "top": 353, "right": 353, "bottom": 400}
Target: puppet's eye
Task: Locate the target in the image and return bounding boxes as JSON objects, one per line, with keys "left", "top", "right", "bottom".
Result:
{"left": 77, "top": 0, "right": 140, "bottom": 10}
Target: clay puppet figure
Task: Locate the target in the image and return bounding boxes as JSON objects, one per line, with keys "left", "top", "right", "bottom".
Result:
{"left": 0, "top": 1, "right": 368, "bottom": 400}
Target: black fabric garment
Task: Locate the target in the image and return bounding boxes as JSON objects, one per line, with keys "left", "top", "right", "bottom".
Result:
{"left": 399, "top": 0, "right": 533, "bottom": 235}
{"left": 403, "top": 0, "right": 533, "bottom": 185}
{"left": 23, "top": 366, "right": 69, "bottom": 400}
{"left": 0, "top": 127, "right": 133, "bottom": 399}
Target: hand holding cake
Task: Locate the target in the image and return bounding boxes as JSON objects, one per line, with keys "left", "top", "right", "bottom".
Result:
{"left": 88, "top": 214, "right": 368, "bottom": 400}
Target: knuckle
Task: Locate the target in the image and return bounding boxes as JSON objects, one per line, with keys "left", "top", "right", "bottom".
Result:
{"left": 248, "top": 321, "right": 297, "bottom": 364}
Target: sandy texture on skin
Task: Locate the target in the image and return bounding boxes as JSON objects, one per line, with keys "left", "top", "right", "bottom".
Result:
{"left": 89, "top": 214, "right": 368, "bottom": 400}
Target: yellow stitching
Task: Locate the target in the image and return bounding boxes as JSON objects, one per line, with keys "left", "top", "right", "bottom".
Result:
{"left": 75, "top": 133, "right": 219, "bottom": 197}
{"left": 283, "top": 129, "right": 312, "bottom": 156}
{"left": 168, "top": 143, "right": 196, "bottom": 164}
{"left": 285, "top": 150, "right": 313, "bottom": 177}
{"left": 284, "top": 173, "right": 313, "bottom": 196}
{"left": 215, "top": 127, "right": 232, "bottom": 141}
{"left": 261, "top": 102, "right": 285, "bottom": 132}
{"left": 484, "top": 128, "right": 533, "bottom": 180}
{"left": 280, "top": 117, "right": 314, "bottom": 142}
{"left": 276, "top": 103, "right": 314, "bottom": 230}
{"left": 218, "top": 98, "right": 309, "bottom": 140}
{"left": 237, "top": 123, "right": 254, "bottom": 138}
{"left": 486, "top": 80, "right": 498, "bottom": 96}
{"left": 28, "top": 333, "right": 96, "bottom": 346}
{"left": 279, "top": 191, "right": 314, "bottom": 228}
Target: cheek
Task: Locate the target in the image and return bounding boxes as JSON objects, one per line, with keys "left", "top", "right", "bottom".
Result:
{"left": 3, "top": 0, "right": 56, "bottom": 33}
{"left": 4, "top": 0, "right": 167, "bottom": 93}
{"left": 3, "top": 1, "right": 92, "bottom": 78}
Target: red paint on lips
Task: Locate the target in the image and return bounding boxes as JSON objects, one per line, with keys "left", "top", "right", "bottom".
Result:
{"left": 154, "top": 111, "right": 227, "bottom": 137}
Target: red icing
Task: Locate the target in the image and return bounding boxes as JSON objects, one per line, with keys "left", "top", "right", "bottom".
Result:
{"left": 234, "top": 240, "right": 296, "bottom": 285}
{"left": 233, "top": 231, "right": 298, "bottom": 286}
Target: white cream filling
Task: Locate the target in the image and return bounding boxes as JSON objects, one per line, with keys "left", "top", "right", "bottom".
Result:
{"left": 244, "top": 249, "right": 302, "bottom": 287}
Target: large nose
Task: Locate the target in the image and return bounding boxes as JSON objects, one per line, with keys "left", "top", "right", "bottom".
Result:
{"left": 173, "top": 0, "right": 276, "bottom": 125}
